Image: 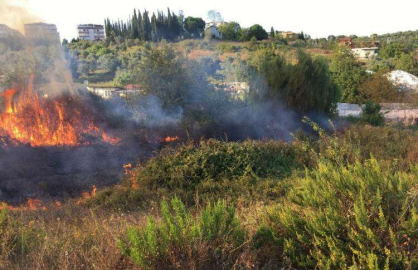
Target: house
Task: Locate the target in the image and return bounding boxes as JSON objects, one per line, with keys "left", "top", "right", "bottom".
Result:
{"left": 86, "top": 84, "right": 141, "bottom": 99}
{"left": 77, "top": 24, "right": 105, "bottom": 41}
{"left": 205, "top": 22, "right": 223, "bottom": 39}
{"left": 339, "top": 37, "right": 353, "bottom": 47}
{"left": 351, "top": 47, "right": 378, "bottom": 60}
{"left": 86, "top": 86, "right": 122, "bottom": 99}
{"left": 281, "top": 31, "right": 299, "bottom": 40}
{"left": 24, "top": 23, "right": 60, "bottom": 44}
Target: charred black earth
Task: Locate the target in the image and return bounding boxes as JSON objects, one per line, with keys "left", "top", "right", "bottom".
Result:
{"left": 0, "top": 139, "right": 155, "bottom": 205}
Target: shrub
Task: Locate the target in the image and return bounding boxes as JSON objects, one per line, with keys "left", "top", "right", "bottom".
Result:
{"left": 361, "top": 100, "right": 385, "bottom": 126}
{"left": 257, "top": 158, "right": 418, "bottom": 269}
{"left": 118, "top": 197, "right": 246, "bottom": 269}
{"left": 132, "top": 140, "right": 302, "bottom": 202}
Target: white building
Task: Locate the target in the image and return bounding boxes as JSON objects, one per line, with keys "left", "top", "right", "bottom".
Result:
{"left": 205, "top": 22, "right": 223, "bottom": 39}
{"left": 24, "top": 23, "right": 60, "bottom": 44}
{"left": 77, "top": 24, "right": 105, "bottom": 41}
{"left": 86, "top": 86, "right": 141, "bottom": 99}
{"left": 351, "top": 47, "right": 378, "bottom": 60}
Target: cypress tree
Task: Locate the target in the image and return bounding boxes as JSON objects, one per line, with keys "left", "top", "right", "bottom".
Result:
{"left": 151, "top": 13, "right": 158, "bottom": 42}
{"left": 132, "top": 9, "right": 139, "bottom": 39}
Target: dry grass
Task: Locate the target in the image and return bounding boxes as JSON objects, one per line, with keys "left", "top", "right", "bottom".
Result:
{"left": 1, "top": 200, "right": 269, "bottom": 270}
{"left": 1, "top": 204, "right": 149, "bottom": 270}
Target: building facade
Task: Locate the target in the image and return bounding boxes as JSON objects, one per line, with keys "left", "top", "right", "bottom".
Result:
{"left": 351, "top": 47, "right": 378, "bottom": 60}
{"left": 24, "top": 23, "right": 60, "bottom": 44}
{"left": 77, "top": 24, "right": 105, "bottom": 41}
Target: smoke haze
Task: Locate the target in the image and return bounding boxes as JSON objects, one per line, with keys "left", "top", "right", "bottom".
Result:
{"left": 0, "top": 0, "right": 41, "bottom": 34}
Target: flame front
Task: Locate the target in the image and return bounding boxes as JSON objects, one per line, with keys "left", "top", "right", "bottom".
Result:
{"left": 0, "top": 75, "right": 120, "bottom": 147}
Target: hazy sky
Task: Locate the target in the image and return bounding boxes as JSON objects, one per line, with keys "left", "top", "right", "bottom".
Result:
{"left": 18, "top": 0, "right": 418, "bottom": 40}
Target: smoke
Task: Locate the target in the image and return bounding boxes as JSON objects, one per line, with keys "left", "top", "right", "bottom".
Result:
{"left": 132, "top": 95, "right": 183, "bottom": 128}
{"left": 0, "top": 0, "right": 41, "bottom": 34}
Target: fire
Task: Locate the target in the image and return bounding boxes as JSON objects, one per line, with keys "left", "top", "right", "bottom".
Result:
{"left": 124, "top": 163, "right": 139, "bottom": 190}
{"left": 0, "top": 198, "right": 50, "bottom": 211}
{"left": 0, "top": 75, "right": 120, "bottom": 147}
{"left": 81, "top": 185, "right": 97, "bottom": 199}
{"left": 162, "top": 136, "right": 179, "bottom": 143}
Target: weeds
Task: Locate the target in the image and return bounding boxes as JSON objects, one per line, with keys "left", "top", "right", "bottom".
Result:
{"left": 118, "top": 197, "right": 246, "bottom": 269}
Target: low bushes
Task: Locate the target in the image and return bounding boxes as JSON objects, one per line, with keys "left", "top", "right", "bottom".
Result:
{"left": 257, "top": 158, "right": 418, "bottom": 269}
{"left": 118, "top": 197, "right": 246, "bottom": 269}
{"left": 90, "top": 139, "right": 303, "bottom": 208}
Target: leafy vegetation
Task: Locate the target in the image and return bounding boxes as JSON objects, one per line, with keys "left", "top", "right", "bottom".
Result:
{"left": 118, "top": 198, "right": 245, "bottom": 269}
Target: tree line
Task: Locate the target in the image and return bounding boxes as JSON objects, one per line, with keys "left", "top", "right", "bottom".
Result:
{"left": 105, "top": 8, "right": 182, "bottom": 42}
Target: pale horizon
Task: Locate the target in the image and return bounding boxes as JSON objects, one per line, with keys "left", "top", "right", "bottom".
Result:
{"left": 2, "top": 0, "right": 418, "bottom": 40}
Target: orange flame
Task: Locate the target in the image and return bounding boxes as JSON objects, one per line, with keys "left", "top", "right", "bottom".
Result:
{"left": 162, "top": 136, "right": 179, "bottom": 143}
{"left": 81, "top": 185, "right": 97, "bottom": 199}
{"left": 0, "top": 75, "right": 120, "bottom": 147}
{"left": 124, "top": 163, "right": 139, "bottom": 190}
{"left": 0, "top": 198, "right": 52, "bottom": 211}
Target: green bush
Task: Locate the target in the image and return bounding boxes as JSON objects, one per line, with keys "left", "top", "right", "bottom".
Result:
{"left": 132, "top": 139, "right": 302, "bottom": 202}
{"left": 118, "top": 197, "right": 246, "bottom": 269}
{"left": 258, "top": 158, "right": 418, "bottom": 269}
{"left": 361, "top": 101, "right": 385, "bottom": 126}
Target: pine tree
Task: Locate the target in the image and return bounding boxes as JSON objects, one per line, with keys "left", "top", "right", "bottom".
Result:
{"left": 132, "top": 9, "right": 139, "bottom": 39}
{"left": 151, "top": 13, "right": 158, "bottom": 42}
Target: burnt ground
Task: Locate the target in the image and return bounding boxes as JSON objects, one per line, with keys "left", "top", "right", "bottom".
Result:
{"left": 0, "top": 138, "right": 157, "bottom": 205}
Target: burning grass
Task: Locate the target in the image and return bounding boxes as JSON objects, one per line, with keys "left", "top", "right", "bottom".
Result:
{"left": 0, "top": 75, "right": 120, "bottom": 148}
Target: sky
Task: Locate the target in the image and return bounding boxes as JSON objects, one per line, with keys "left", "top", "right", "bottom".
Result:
{"left": 6, "top": 0, "right": 418, "bottom": 40}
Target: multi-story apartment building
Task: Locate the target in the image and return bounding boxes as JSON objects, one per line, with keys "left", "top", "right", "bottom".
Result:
{"left": 24, "top": 23, "right": 60, "bottom": 44}
{"left": 77, "top": 24, "right": 105, "bottom": 41}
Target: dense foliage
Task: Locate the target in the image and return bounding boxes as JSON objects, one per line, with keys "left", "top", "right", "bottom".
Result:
{"left": 118, "top": 198, "right": 245, "bottom": 269}
{"left": 105, "top": 8, "right": 182, "bottom": 42}
{"left": 246, "top": 49, "right": 339, "bottom": 113}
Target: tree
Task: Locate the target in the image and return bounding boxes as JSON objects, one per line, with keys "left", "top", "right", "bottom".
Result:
{"left": 133, "top": 44, "right": 188, "bottom": 110}
{"left": 395, "top": 53, "right": 417, "bottom": 74}
{"left": 184, "top": 17, "right": 206, "bottom": 37}
{"left": 113, "top": 68, "right": 135, "bottom": 87}
{"left": 246, "top": 49, "right": 339, "bottom": 114}
{"left": 270, "top": 27, "right": 275, "bottom": 38}
{"left": 361, "top": 101, "right": 385, "bottom": 126}
{"left": 218, "top": 22, "right": 241, "bottom": 41}
{"left": 247, "top": 24, "right": 268, "bottom": 41}
{"left": 379, "top": 43, "right": 406, "bottom": 60}
{"left": 359, "top": 72, "right": 401, "bottom": 103}
{"left": 98, "top": 54, "right": 119, "bottom": 74}
{"left": 330, "top": 47, "right": 367, "bottom": 103}
{"left": 207, "top": 10, "right": 223, "bottom": 22}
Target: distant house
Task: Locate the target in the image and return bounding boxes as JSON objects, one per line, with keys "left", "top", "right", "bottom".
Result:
{"left": 86, "top": 86, "right": 122, "bottom": 99}
{"left": 77, "top": 24, "right": 105, "bottom": 41}
{"left": 281, "top": 31, "right": 298, "bottom": 40}
{"left": 205, "top": 22, "right": 223, "bottom": 39}
{"left": 86, "top": 84, "right": 141, "bottom": 99}
{"left": 351, "top": 47, "right": 378, "bottom": 60}
{"left": 24, "top": 23, "right": 60, "bottom": 44}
